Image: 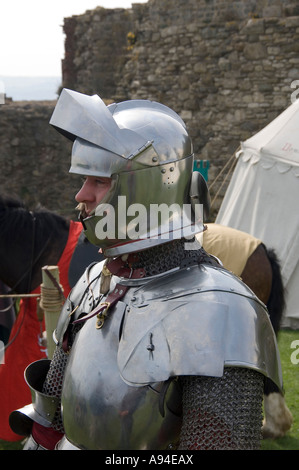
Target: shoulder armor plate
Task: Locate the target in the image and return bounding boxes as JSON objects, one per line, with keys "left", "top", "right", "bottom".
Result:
{"left": 54, "top": 261, "right": 104, "bottom": 346}
{"left": 117, "top": 264, "right": 282, "bottom": 390}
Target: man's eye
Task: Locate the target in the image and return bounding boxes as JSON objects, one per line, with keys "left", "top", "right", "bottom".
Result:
{"left": 95, "top": 179, "right": 107, "bottom": 185}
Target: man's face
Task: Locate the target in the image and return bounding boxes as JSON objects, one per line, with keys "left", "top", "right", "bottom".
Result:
{"left": 75, "top": 176, "right": 112, "bottom": 217}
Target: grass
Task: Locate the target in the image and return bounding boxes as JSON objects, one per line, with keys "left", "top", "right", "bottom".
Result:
{"left": 1, "top": 329, "right": 299, "bottom": 451}
{"left": 261, "top": 329, "right": 299, "bottom": 450}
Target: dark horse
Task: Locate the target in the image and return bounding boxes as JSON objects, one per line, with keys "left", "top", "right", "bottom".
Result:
{"left": 0, "top": 280, "right": 16, "bottom": 345}
{"left": 239, "top": 245, "right": 284, "bottom": 335}
{"left": 0, "top": 195, "right": 70, "bottom": 295}
{"left": 0, "top": 195, "right": 292, "bottom": 439}
{"left": 0, "top": 195, "right": 102, "bottom": 296}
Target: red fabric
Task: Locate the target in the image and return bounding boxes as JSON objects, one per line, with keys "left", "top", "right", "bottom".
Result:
{"left": 32, "top": 422, "right": 64, "bottom": 450}
{"left": 0, "top": 220, "right": 82, "bottom": 441}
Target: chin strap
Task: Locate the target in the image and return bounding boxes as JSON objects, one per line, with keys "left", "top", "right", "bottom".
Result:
{"left": 105, "top": 254, "right": 146, "bottom": 279}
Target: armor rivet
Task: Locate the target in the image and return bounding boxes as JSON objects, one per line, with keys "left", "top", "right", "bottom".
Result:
{"left": 161, "top": 168, "right": 166, "bottom": 173}
{"left": 147, "top": 332, "right": 155, "bottom": 359}
{"left": 170, "top": 167, "right": 174, "bottom": 172}
{"left": 131, "top": 296, "right": 136, "bottom": 301}
{"left": 119, "top": 289, "right": 123, "bottom": 294}
{"left": 152, "top": 156, "right": 158, "bottom": 162}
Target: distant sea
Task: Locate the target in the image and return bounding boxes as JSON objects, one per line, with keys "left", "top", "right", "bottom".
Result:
{"left": 0, "top": 76, "right": 62, "bottom": 101}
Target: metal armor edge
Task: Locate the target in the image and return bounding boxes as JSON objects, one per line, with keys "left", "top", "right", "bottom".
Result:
{"left": 116, "top": 264, "right": 283, "bottom": 391}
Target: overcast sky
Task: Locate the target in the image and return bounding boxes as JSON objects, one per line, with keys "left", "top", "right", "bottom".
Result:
{"left": 0, "top": 0, "right": 147, "bottom": 77}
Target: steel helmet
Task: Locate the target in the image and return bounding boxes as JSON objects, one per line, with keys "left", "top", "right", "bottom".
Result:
{"left": 50, "top": 89, "right": 209, "bottom": 256}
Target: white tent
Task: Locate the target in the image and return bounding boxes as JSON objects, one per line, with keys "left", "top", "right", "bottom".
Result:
{"left": 216, "top": 99, "right": 299, "bottom": 328}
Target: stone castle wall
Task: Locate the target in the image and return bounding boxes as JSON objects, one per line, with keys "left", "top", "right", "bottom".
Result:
{"left": 0, "top": 101, "right": 74, "bottom": 217}
{"left": 1, "top": 0, "right": 299, "bottom": 219}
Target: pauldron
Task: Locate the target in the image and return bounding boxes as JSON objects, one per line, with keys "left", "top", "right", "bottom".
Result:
{"left": 55, "top": 261, "right": 282, "bottom": 390}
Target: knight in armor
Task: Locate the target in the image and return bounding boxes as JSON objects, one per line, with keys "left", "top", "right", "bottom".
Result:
{"left": 9, "top": 89, "right": 283, "bottom": 450}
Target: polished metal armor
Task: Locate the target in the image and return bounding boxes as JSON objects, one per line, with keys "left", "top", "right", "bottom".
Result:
{"left": 49, "top": 89, "right": 209, "bottom": 257}
{"left": 9, "top": 90, "right": 283, "bottom": 450}
{"left": 10, "top": 260, "right": 282, "bottom": 450}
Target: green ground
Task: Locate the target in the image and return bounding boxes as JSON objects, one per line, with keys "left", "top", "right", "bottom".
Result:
{"left": 261, "top": 329, "right": 299, "bottom": 450}
{"left": 1, "top": 329, "right": 298, "bottom": 451}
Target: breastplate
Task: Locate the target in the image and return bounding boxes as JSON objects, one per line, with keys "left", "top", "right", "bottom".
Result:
{"left": 58, "top": 262, "right": 282, "bottom": 450}
{"left": 60, "top": 291, "right": 182, "bottom": 450}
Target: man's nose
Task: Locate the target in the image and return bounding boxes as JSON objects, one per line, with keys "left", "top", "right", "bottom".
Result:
{"left": 75, "top": 181, "right": 95, "bottom": 203}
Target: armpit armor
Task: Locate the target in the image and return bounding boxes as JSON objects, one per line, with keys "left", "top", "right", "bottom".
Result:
{"left": 10, "top": 245, "right": 282, "bottom": 450}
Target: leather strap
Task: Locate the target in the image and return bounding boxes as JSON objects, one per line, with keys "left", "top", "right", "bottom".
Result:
{"left": 105, "top": 255, "right": 146, "bottom": 279}
{"left": 72, "top": 253, "right": 146, "bottom": 327}
{"left": 73, "top": 283, "right": 129, "bottom": 327}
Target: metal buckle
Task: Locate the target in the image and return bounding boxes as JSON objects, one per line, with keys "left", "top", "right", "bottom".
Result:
{"left": 95, "top": 302, "right": 110, "bottom": 329}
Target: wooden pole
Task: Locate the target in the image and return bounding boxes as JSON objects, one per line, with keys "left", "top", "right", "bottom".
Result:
{"left": 40, "top": 265, "right": 64, "bottom": 359}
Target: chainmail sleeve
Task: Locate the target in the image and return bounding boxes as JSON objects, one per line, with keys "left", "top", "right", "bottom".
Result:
{"left": 41, "top": 346, "right": 69, "bottom": 433}
{"left": 41, "top": 322, "right": 83, "bottom": 434}
{"left": 178, "top": 367, "right": 264, "bottom": 450}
